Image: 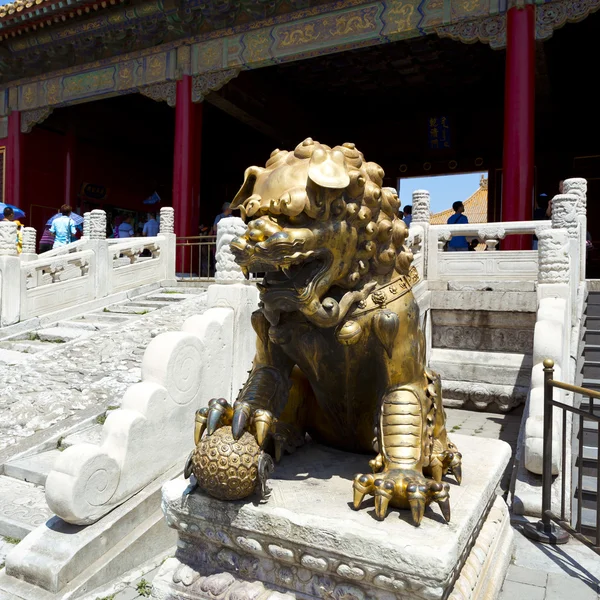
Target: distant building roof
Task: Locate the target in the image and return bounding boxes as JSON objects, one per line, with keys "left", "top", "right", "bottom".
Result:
{"left": 430, "top": 174, "right": 488, "bottom": 225}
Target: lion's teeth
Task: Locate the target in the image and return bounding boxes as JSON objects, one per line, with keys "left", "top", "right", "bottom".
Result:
{"left": 282, "top": 267, "right": 292, "bottom": 279}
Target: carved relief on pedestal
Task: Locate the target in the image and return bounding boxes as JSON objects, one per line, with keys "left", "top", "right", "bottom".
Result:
{"left": 89, "top": 209, "right": 107, "bottom": 240}
{"left": 83, "top": 212, "right": 91, "bottom": 237}
{"left": 562, "top": 178, "right": 587, "bottom": 217}
{"left": 0, "top": 221, "right": 18, "bottom": 256}
{"left": 215, "top": 216, "right": 247, "bottom": 281}
{"left": 191, "top": 68, "right": 240, "bottom": 103}
{"left": 537, "top": 229, "right": 569, "bottom": 284}
{"left": 411, "top": 189, "right": 430, "bottom": 224}
{"left": 21, "top": 227, "right": 36, "bottom": 254}
{"left": 551, "top": 193, "right": 579, "bottom": 239}
{"left": 160, "top": 207, "right": 175, "bottom": 234}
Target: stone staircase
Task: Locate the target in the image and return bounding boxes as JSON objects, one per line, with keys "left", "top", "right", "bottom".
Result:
{"left": 0, "top": 284, "right": 208, "bottom": 545}
{"left": 0, "top": 286, "right": 207, "bottom": 366}
{"left": 426, "top": 281, "right": 537, "bottom": 413}
{"left": 577, "top": 289, "right": 600, "bottom": 541}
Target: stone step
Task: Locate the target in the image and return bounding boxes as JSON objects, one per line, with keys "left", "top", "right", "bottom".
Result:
{"left": 0, "top": 339, "right": 52, "bottom": 354}
{"left": 583, "top": 361, "right": 600, "bottom": 380}
{"left": 0, "top": 348, "right": 36, "bottom": 365}
{"left": 73, "top": 312, "right": 131, "bottom": 324}
{"left": 3, "top": 450, "right": 62, "bottom": 486}
{"left": 430, "top": 348, "right": 532, "bottom": 387}
{"left": 60, "top": 320, "right": 110, "bottom": 331}
{"left": 145, "top": 293, "right": 197, "bottom": 302}
{"left": 162, "top": 285, "right": 208, "bottom": 294}
{"left": 582, "top": 475, "right": 598, "bottom": 496}
{"left": 584, "top": 345, "right": 600, "bottom": 362}
{"left": 583, "top": 445, "right": 598, "bottom": 461}
{"left": 102, "top": 304, "right": 160, "bottom": 315}
{"left": 0, "top": 476, "right": 52, "bottom": 539}
{"left": 61, "top": 423, "right": 104, "bottom": 448}
{"left": 585, "top": 315, "right": 600, "bottom": 332}
{"left": 126, "top": 300, "right": 171, "bottom": 309}
{"left": 584, "top": 329, "right": 600, "bottom": 345}
{"left": 36, "top": 327, "right": 93, "bottom": 343}
{"left": 587, "top": 292, "right": 600, "bottom": 305}
{"left": 587, "top": 304, "right": 600, "bottom": 317}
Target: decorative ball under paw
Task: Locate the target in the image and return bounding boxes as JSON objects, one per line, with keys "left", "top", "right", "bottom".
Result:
{"left": 191, "top": 426, "right": 262, "bottom": 500}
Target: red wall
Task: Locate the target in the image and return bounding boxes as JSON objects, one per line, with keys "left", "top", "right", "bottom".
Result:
{"left": 21, "top": 127, "right": 172, "bottom": 243}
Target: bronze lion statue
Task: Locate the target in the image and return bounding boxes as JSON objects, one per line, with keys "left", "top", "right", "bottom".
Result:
{"left": 189, "top": 138, "right": 462, "bottom": 525}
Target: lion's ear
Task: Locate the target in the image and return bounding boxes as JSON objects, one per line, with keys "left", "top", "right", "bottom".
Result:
{"left": 231, "top": 166, "right": 265, "bottom": 209}
{"left": 308, "top": 147, "right": 350, "bottom": 189}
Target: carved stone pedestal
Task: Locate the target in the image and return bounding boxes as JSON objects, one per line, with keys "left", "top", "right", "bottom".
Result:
{"left": 151, "top": 435, "right": 513, "bottom": 600}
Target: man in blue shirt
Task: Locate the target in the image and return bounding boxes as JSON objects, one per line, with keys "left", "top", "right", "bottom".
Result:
{"left": 143, "top": 213, "right": 159, "bottom": 237}
{"left": 446, "top": 201, "right": 469, "bottom": 251}
{"left": 50, "top": 205, "right": 77, "bottom": 248}
{"left": 211, "top": 202, "right": 232, "bottom": 234}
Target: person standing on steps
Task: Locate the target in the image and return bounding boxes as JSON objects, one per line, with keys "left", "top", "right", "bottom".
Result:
{"left": 3, "top": 206, "right": 23, "bottom": 254}
{"left": 446, "top": 201, "right": 469, "bottom": 251}
{"left": 50, "top": 204, "right": 77, "bottom": 249}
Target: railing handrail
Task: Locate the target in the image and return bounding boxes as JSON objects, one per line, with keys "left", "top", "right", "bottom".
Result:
{"left": 21, "top": 248, "right": 95, "bottom": 270}
{"left": 176, "top": 236, "right": 217, "bottom": 242}
{"left": 525, "top": 358, "right": 600, "bottom": 554}
{"left": 429, "top": 220, "right": 551, "bottom": 238}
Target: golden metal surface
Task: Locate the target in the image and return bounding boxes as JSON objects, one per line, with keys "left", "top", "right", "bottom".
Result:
{"left": 189, "top": 139, "right": 462, "bottom": 524}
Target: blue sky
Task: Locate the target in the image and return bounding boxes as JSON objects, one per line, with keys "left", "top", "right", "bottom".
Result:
{"left": 399, "top": 172, "right": 487, "bottom": 215}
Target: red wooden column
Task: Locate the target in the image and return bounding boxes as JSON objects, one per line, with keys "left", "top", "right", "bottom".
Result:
{"left": 5, "top": 111, "right": 23, "bottom": 208}
{"left": 64, "top": 128, "right": 76, "bottom": 206}
{"left": 172, "top": 75, "right": 203, "bottom": 274}
{"left": 501, "top": 5, "right": 535, "bottom": 250}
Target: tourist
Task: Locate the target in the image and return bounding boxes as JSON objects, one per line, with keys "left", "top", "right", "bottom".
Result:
{"left": 532, "top": 193, "right": 551, "bottom": 250}
{"left": 49, "top": 204, "right": 77, "bottom": 249}
{"left": 402, "top": 205, "right": 412, "bottom": 227}
{"left": 468, "top": 239, "right": 479, "bottom": 251}
{"left": 3, "top": 207, "right": 23, "bottom": 254}
{"left": 39, "top": 225, "right": 55, "bottom": 253}
{"left": 211, "top": 202, "right": 232, "bottom": 234}
{"left": 446, "top": 201, "right": 469, "bottom": 251}
{"left": 117, "top": 216, "right": 134, "bottom": 238}
{"left": 143, "top": 212, "right": 159, "bottom": 237}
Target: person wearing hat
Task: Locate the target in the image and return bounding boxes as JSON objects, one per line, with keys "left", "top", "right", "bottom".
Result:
{"left": 211, "top": 202, "right": 233, "bottom": 234}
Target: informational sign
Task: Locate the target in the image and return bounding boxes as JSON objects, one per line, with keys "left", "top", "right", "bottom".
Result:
{"left": 80, "top": 182, "right": 108, "bottom": 201}
{"left": 428, "top": 116, "right": 451, "bottom": 150}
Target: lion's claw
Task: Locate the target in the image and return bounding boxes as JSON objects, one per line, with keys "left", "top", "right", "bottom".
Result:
{"left": 203, "top": 398, "right": 274, "bottom": 447}
{"left": 352, "top": 469, "right": 451, "bottom": 526}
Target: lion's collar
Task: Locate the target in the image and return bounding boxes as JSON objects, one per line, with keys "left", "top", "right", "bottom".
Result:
{"left": 348, "top": 267, "right": 420, "bottom": 318}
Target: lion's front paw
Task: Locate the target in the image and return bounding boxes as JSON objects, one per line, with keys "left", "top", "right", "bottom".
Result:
{"left": 199, "top": 398, "right": 274, "bottom": 447}
{"left": 352, "top": 468, "right": 450, "bottom": 526}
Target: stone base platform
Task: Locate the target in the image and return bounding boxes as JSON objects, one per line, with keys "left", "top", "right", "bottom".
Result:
{"left": 151, "top": 435, "right": 513, "bottom": 600}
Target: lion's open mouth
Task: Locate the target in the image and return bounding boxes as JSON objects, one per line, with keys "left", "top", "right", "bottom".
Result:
{"left": 264, "top": 251, "right": 326, "bottom": 292}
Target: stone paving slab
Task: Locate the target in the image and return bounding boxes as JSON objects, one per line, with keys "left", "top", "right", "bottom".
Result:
{"left": 0, "top": 476, "right": 52, "bottom": 539}
{"left": 0, "top": 291, "right": 207, "bottom": 454}
{"left": 3, "top": 449, "right": 61, "bottom": 486}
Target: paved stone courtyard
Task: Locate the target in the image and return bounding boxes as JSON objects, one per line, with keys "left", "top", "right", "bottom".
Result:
{"left": 0, "top": 290, "right": 207, "bottom": 453}
{"left": 0, "top": 323, "right": 597, "bottom": 600}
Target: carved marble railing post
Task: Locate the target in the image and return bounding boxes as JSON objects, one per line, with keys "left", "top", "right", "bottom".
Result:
{"left": 160, "top": 207, "right": 176, "bottom": 282}
{"left": 477, "top": 225, "right": 506, "bottom": 251}
{"left": 87, "top": 209, "right": 109, "bottom": 298}
{"left": 410, "top": 189, "right": 430, "bottom": 279}
{"left": 83, "top": 212, "right": 91, "bottom": 238}
{"left": 521, "top": 228, "right": 570, "bottom": 517}
{"left": 215, "top": 217, "right": 247, "bottom": 282}
{"left": 20, "top": 226, "right": 38, "bottom": 262}
{"left": 562, "top": 178, "right": 587, "bottom": 282}
{"left": 0, "top": 221, "right": 21, "bottom": 325}
{"left": 551, "top": 193, "right": 579, "bottom": 325}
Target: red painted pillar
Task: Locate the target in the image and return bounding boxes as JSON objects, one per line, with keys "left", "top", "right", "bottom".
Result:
{"left": 501, "top": 5, "right": 535, "bottom": 250}
{"left": 64, "top": 128, "right": 76, "bottom": 207}
{"left": 172, "top": 75, "right": 203, "bottom": 274}
{"left": 5, "top": 111, "right": 22, "bottom": 209}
